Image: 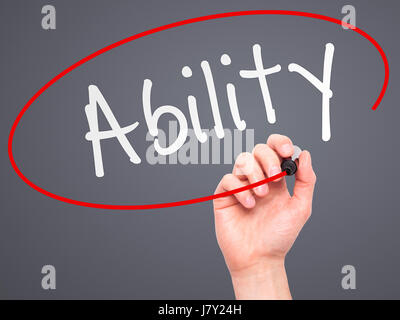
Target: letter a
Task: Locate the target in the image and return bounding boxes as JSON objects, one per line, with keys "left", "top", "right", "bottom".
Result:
{"left": 85, "top": 85, "right": 141, "bottom": 177}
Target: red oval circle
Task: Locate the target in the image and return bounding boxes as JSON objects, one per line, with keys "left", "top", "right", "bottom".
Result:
{"left": 8, "top": 10, "right": 389, "bottom": 210}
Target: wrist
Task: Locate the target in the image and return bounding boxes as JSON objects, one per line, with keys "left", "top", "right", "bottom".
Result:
{"left": 230, "top": 258, "right": 292, "bottom": 300}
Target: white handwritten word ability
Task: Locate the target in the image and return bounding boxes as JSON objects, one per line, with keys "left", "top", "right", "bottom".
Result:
{"left": 85, "top": 43, "right": 335, "bottom": 177}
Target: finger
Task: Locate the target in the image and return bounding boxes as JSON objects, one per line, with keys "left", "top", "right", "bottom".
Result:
{"left": 233, "top": 152, "right": 268, "bottom": 197}
{"left": 292, "top": 150, "right": 317, "bottom": 213}
{"left": 214, "top": 174, "right": 256, "bottom": 209}
{"left": 253, "top": 144, "right": 284, "bottom": 183}
{"left": 267, "top": 134, "right": 294, "bottom": 159}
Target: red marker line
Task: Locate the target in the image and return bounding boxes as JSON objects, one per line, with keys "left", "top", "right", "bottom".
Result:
{"left": 11, "top": 169, "right": 286, "bottom": 210}
{"left": 139, "top": 171, "right": 288, "bottom": 210}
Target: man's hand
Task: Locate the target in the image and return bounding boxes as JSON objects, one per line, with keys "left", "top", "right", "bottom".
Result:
{"left": 213, "top": 134, "right": 316, "bottom": 299}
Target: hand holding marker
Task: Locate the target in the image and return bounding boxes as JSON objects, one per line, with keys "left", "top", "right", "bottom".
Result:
{"left": 213, "top": 135, "right": 316, "bottom": 299}
{"left": 281, "top": 145, "right": 302, "bottom": 176}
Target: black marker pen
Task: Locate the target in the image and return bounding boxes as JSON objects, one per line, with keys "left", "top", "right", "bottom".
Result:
{"left": 281, "top": 145, "right": 302, "bottom": 176}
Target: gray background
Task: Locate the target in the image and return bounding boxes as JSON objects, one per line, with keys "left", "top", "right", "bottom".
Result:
{"left": 0, "top": 0, "right": 399, "bottom": 299}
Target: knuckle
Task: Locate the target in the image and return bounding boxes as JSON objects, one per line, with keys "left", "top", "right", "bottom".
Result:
{"left": 218, "top": 174, "right": 233, "bottom": 192}
{"left": 280, "top": 136, "right": 292, "bottom": 147}
{"left": 284, "top": 136, "right": 293, "bottom": 144}
{"left": 253, "top": 143, "right": 266, "bottom": 156}
{"left": 268, "top": 134, "right": 292, "bottom": 146}
{"left": 266, "top": 134, "right": 276, "bottom": 145}
{"left": 267, "top": 133, "right": 282, "bottom": 143}
{"left": 222, "top": 173, "right": 233, "bottom": 182}
{"left": 235, "top": 151, "right": 251, "bottom": 164}
{"left": 263, "top": 147, "right": 278, "bottom": 164}
{"left": 234, "top": 156, "right": 254, "bottom": 176}
{"left": 234, "top": 153, "right": 253, "bottom": 176}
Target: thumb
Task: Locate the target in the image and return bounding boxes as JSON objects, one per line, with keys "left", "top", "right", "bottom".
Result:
{"left": 292, "top": 150, "right": 317, "bottom": 213}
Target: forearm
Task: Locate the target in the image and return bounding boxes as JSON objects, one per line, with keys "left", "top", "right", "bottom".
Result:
{"left": 230, "top": 259, "right": 292, "bottom": 300}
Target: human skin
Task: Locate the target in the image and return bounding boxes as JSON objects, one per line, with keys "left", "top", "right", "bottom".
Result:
{"left": 213, "top": 134, "right": 317, "bottom": 300}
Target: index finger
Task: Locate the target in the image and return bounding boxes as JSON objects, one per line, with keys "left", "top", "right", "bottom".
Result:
{"left": 267, "top": 134, "right": 294, "bottom": 159}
